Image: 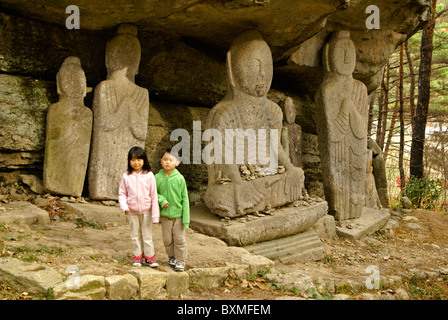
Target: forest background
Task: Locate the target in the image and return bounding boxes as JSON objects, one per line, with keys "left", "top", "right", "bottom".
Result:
{"left": 369, "top": 0, "right": 448, "bottom": 212}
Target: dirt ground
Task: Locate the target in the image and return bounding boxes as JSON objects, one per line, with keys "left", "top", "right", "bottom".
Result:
{"left": 1, "top": 187, "right": 448, "bottom": 300}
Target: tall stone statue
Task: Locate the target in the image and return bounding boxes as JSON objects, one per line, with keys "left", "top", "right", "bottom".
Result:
{"left": 315, "top": 31, "right": 368, "bottom": 220}
{"left": 43, "top": 56, "right": 92, "bottom": 197}
{"left": 281, "top": 97, "right": 302, "bottom": 167}
{"left": 88, "top": 24, "right": 149, "bottom": 200}
{"left": 204, "top": 29, "right": 305, "bottom": 218}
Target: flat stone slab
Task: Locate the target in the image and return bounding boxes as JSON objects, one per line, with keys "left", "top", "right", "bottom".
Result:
{"left": 61, "top": 201, "right": 126, "bottom": 226}
{"left": 0, "top": 258, "right": 63, "bottom": 294}
{"left": 0, "top": 201, "right": 50, "bottom": 226}
{"left": 189, "top": 202, "right": 328, "bottom": 246}
{"left": 335, "top": 207, "right": 390, "bottom": 239}
{"left": 245, "top": 229, "right": 324, "bottom": 263}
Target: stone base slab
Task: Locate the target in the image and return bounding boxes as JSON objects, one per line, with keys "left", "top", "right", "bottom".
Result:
{"left": 61, "top": 201, "right": 126, "bottom": 226}
{"left": 0, "top": 201, "right": 50, "bottom": 226}
{"left": 189, "top": 202, "right": 328, "bottom": 246}
{"left": 244, "top": 229, "right": 324, "bottom": 263}
{"left": 335, "top": 207, "right": 390, "bottom": 239}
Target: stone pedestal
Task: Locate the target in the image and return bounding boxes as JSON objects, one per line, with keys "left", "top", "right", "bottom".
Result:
{"left": 244, "top": 229, "right": 324, "bottom": 264}
{"left": 189, "top": 202, "right": 328, "bottom": 247}
{"left": 335, "top": 207, "right": 390, "bottom": 239}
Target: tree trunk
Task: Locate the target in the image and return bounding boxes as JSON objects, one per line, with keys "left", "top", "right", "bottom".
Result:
{"left": 398, "top": 44, "right": 406, "bottom": 191}
{"left": 405, "top": 40, "right": 416, "bottom": 131}
{"left": 377, "top": 63, "right": 390, "bottom": 151}
{"left": 410, "top": 0, "right": 437, "bottom": 179}
{"left": 383, "top": 87, "right": 399, "bottom": 162}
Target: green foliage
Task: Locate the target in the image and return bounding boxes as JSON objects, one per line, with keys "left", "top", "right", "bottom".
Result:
{"left": 403, "top": 176, "right": 442, "bottom": 209}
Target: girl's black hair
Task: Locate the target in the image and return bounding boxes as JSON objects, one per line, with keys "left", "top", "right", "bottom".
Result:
{"left": 127, "top": 146, "right": 151, "bottom": 174}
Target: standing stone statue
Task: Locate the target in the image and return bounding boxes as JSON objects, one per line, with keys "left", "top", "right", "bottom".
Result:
{"left": 368, "top": 138, "right": 389, "bottom": 208}
{"left": 88, "top": 24, "right": 149, "bottom": 200}
{"left": 204, "top": 29, "right": 305, "bottom": 218}
{"left": 315, "top": 31, "right": 368, "bottom": 220}
{"left": 43, "top": 56, "right": 92, "bottom": 197}
{"left": 281, "top": 97, "right": 302, "bottom": 167}
{"left": 365, "top": 148, "right": 381, "bottom": 209}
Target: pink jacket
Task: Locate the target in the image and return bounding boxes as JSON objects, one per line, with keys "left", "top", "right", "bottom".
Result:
{"left": 118, "top": 171, "right": 160, "bottom": 222}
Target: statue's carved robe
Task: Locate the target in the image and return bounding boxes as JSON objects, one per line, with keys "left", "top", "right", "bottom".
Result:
{"left": 316, "top": 74, "right": 368, "bottom": 220}
{"left": 88, "top": 78, "right": 149, "bottom": 200}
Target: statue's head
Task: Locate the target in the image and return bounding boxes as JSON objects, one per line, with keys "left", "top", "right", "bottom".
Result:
{"left": 105, "top": 24, "right": 141, "bottom": 82}
{"left": 322, "top": 31, "right": 356, "bottom": 76}
{"left": 226, "top": 29, "right": 273, "bottom": 97}
{"left": 56, "top": 56, "right": 86, "bottom": 99}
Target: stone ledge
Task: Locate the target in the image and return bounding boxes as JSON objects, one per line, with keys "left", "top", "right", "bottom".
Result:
{"left": 0, "top": 201, "right": 50, "bottom": 226}
{"left": 244, "top": 229, "right": 324, "bottom": 264}
{"left": 189, "top": 202, "right": 328, "bottom": 246}
{"left": 0, "top": 252, "right": 274, "bottom": 300}
{"left": 60, "top": 201, "right": 126, "bottom": 227}
{"left": 335, "top": 207, "right": 390, "bottom": 239}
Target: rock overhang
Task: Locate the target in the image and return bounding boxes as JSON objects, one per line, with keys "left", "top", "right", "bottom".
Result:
{"left": 0, "top": 1, "right": 430, "bottom": 93}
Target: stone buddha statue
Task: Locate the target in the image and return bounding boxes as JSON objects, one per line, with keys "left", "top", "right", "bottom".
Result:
{"left": 281, "top": 97, "right": 302, "bottom": 168}
{"left": 43, "top": 56, "right": 92, "bottom": 197}
{"left": 315, "top": 31, "right": 368, "bottom": 220}
{"left": 204, "top": 29, "right": 305, "bottom": 218}
{"left": 88, "top": 24, "right": 149, "bottom": 200}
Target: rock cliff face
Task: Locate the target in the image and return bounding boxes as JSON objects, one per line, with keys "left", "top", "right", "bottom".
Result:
{"left": 0, "top": 0, "right": 430, "bottom": 199}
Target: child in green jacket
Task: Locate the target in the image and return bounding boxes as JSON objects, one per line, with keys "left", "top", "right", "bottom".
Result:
{"left": 155, "top": 149, "right": 190, "bottom": 271}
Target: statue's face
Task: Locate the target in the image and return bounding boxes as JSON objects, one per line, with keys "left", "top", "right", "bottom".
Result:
{"left": 231, "top": 42, "right": 273, "bottom": 97}
{"left": 106, "top": 36, "right": 141, "bottom": 79}
{"left": 329, "top": 37, "right": 356, "bottom": 76}
{"left": 58, "top": 66, "right": 86, "bottom": 99}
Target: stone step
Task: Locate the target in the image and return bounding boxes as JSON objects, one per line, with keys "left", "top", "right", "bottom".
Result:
{"left": 190, "top": 202, "right": 328, "bottom": 247}
{"left": 244, "top": 229, "right": 324, "bottom": 263}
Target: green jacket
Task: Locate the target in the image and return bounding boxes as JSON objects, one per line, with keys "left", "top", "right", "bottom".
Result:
{"left": 154, "top": 169, "right": 190, "bottom": 228}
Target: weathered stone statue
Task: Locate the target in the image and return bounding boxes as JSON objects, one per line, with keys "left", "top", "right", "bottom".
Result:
{"left": 365, "top": 148, "right": 381, "bottom": 209}
{"left": 315, "top": 31, "right": 368, "bottom": 220}
{"left": 43, "top": 56, "right": 92, "bottom": 197}
{"left": 368, "top": 138, "right": 389, "bottom": 208}
{"left": 88, "top": 24, "right": 149, "bottom": 200}
{"left": 281, "top": 97, "right": 302, "bottom": 167}
{"left": 204, "top": 29, "right": 305, "bottom": 218}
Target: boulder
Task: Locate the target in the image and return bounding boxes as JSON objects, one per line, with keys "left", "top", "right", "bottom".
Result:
{"left": 129, "top": 268, "right": 167, "bottom": 299}
{"left": 0, "top": 201, "right": 50, "bottom": 226}
{"left": 105, "top": 274, "right": 139, "bottom": 300}
{"left": 0, "top": 258, "right": 63, "bottom": 295}
{"left": 53, "top": 274, "right": 106, "bottom": 300}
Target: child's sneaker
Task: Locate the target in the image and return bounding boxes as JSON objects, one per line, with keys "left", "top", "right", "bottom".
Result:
{"left": 174, "top": 260, "right": 185, "bottom": 272}
{"left": 143, "top": 255, "right": 159, "bottom": 268}
{"left": 133, "top": 255, "right": 142, "bottom": 267}
{"left": 168, "top": 256, "right": 177, "bottom": 268}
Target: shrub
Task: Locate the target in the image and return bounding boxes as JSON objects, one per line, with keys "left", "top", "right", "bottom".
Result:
{"left": 403, "top": 176, "right": 442, "bottom": 210}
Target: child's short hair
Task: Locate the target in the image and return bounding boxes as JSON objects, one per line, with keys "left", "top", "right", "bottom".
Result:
{"left": 127, "top": 146, "right": 151, "bottom": 174}
{"left": 161, "top": 148, "right": 179, "bottom": 161}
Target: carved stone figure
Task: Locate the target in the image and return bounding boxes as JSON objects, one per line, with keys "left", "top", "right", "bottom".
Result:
{"left": 204, "top": 29, "right": 305, "bottom": 218}
{"left": 365, "top": 149, "right": 381, "bottom": 209}
{"left": 43, "top": 56, "right": 92, "bottom": 196}
{"left": 281, "top": 97, "right": 302, "bottom": 167}
{"left": 368, "top": 138, "right": 389, "bottom": 208}
{"left": 88, "top": 24, "right": 149, "bottom": 200}
{"left": 315, "top": 31, "right": 368, "bottom": 220}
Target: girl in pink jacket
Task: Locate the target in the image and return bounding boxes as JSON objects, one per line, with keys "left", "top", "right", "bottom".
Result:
{"left": 118, "top": 146, "right": 160, "bottom": 267}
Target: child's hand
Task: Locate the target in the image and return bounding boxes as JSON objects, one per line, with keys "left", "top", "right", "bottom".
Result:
{"left": 163, "top": 203, "right": 169, "bottom": 209}
{"left": 124, "top": 210, "right": 130, "bottom": 215}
